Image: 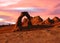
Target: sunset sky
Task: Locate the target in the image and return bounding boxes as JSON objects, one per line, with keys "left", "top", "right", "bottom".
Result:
{"left": 0, "top": 0, "right": 60, "bottom": 24}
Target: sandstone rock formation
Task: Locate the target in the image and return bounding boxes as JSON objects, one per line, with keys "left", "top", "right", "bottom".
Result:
{"left": 41, "top": 18, "right": 54, "bottom": 25}
{"left": 31, "top": 16, "right": 43, "bottom": 25}
{"left": 14, "top": 12, "right": 60, "bottom": 31}
{"left": 22, "top": 16, "right": 43, "bottom": 26}
{"left": 15, "top": 12, "right": 32, "bottom": 30}
{"left": 53, "top": 17, "right": 60, "bottom": 23}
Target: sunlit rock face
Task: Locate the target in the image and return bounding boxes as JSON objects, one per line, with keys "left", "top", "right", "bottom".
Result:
{"left": 53, "top": 17, "right": 60, "bottom": 23}
{"left": 41, "top": 18, "right": 54, "bottom": 25}
{"left": 22, "top": 16, "right": 33, "bottom": 27}
{"left": 22, "top": 16, "right": 43, "bottom": 26}
{"left": 21, "top": 16, "right": 60, "bottom": 27}
{"left": 22, "top": 18, "right": 29, "bottom": 27}
{"left": 31, "top": 16, "right": 43, "bottom": 25}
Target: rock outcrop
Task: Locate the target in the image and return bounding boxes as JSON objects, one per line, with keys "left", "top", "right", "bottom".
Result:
{"left": 53, "top": 17, "right": 60, "bottom": 23}
{"left": 31, "top": 16, "right": 43, "bottom": 25}
{"left": 22, "top": 16, "right": 60, "bottom": 27}
{"left": 22, "top": 16, "right": 43, "bottom": 26}
{"left": 41, "top": 18, "right": 54, "bottom": 25}
{"left": 15, "top": 12, "right": 32, "bottom": 30}
{"left": 15, "top": 12, "right": 60, "bottom": 30}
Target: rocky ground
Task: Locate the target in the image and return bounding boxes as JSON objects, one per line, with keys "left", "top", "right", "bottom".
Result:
{"left": 0, "top": 26, "right": 60, "bottom": 43}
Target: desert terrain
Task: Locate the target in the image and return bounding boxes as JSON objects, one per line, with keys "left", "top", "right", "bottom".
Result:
{"left": 0, "top": 16, "right": 60, "bottom": 43}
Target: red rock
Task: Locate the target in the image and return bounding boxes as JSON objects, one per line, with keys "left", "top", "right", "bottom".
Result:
{"left": 42, "top": 18, "right": 54, "bottom": 25}
{"left": 31, "top": 16, "right": 43, "bottom": 25}
{"left": 22, "top": 18, "right": 28, "bottom": 27}
{"left": 53, "top": 17, "right": 60, "bottom": 23}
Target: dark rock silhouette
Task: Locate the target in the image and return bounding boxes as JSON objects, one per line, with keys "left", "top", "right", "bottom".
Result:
{"left": 15, "top": 12, "right": 32, "bottom": 30}
{"left": 53, "top": 17, "right": 60, "bottom": 23}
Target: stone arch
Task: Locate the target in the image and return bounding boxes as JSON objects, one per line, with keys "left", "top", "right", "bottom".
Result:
{"left": 15, "top": 12, "right": 32, "bottom": 30}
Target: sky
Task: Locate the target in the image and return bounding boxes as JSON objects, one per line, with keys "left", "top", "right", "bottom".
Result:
{"left": 0, "top": 0, "right": 60, "bottom": 24}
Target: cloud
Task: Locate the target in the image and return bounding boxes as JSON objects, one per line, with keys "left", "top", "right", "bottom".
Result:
{"left": 0, "top": 21, "right": 15, "bottom": 25}
{"left": 0, "top": 15, "right": 15, "bottom": 25}
{"left": 55, "top": 3, "right": 60, "bottom": 8}
{"left": 50, "top": 3, "right": 60, "bottom": 15}
{"left": 0, "top": 18, "right": 4, "bottom": 21}
{"left": 0, "top": 15, "right": 13, "bottom": 21}
{"left": 0, "top": 7, "right": 47, "bottom": 12}
{"left": 0, "top": 0, "right": 21, "bottom": 7}
{"left": 50, "top": 8, "right": 60, "bottom": 15}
